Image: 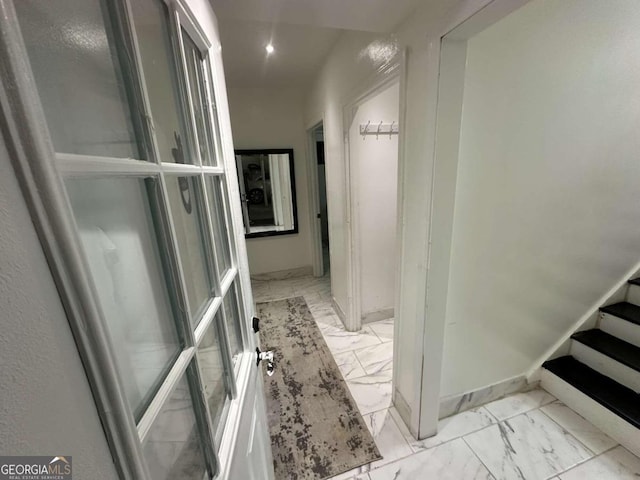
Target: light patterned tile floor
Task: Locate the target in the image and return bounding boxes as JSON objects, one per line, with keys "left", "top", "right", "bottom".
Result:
{"left": 253, "top": 273, "right": 640, "bottom": 480}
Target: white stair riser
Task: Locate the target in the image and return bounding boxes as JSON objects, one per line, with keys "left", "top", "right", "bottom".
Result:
{"left": 599, "top": 312, "right": 640, "bottom": 349}
{"left": 570, "top": 341, "right": 640, "bottom": 393}
{"left": 541, "top": 369, "right": 640, "bottom": 458}
{"left": 627, "top": 284, "right": 640, "bottom": 306}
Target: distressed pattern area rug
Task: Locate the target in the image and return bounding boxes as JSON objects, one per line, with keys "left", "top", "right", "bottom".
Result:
{"left": 257, "top": 296, "right": 381, "bottom": 480}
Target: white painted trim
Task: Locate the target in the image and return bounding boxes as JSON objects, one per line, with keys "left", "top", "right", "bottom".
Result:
{"left": 137, "top": 347, "right": 195, "bottom": 441}
{"left": 193, "top": 297, "right": 223, "bottom": 344}
{"left": 419, "top": 36, "right": 467, "bottom": 439}
{"left": 56, "top": 153, "right": 160, "bottom": 176}
{"left": 443, "top": 0, "right": 532, "bottom": 39}
{"left": 342, "top": 65, "right": 400, "bottom": 333}
{"left": 160, "top": 162, "right": 209, "bottom": 175}
{"left": 415, "top": 0, "right": 537, "bottom": 440}
{"left": 391, "top": 47, "right": 408, "bottom": 432}
{"left": 220, "top": 266, "right": 238, "bottom": 295}
{"left": 343, "top": 119, "right": 361, "bottom": 333}
{"left": 173, "top": 0, "right": 213, "bottom": 51}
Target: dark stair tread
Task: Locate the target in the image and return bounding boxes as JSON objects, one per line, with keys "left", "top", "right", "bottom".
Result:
{"left": 571, "top": 329, "right": 640, "bottom": 373}
{"left": 543, "top": 356, "right": 640, "bottom": 429}
{"left": 600, "top": 302, "right": 640, "bottom": 326}
{"left": 629, "top": 278, "right": 640, "bottom": 286}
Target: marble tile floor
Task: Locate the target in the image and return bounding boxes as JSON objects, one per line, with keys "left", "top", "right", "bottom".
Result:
{"left": 252, "top": 273, "right": 640, "bottom": 480}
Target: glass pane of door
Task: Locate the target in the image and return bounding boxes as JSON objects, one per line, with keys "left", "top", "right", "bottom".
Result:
{"left": 142, "top": 375, "right": 209, "bottom": 479}
{"left": 197, "top": 310, "right": 230, "bottom": 432}
{"left": 205, "top": 176, "right": 233, "bottom": 277}
{"left": 65, "top": 177, "right": 181, "bottom": 420}
{"left": 203, "top": 57, "right": 226, "bottom": 167}
{"left": 130, "top": 0, "right": 194, "bottom": 165}
{"left": 15, "top": 0, "right": 140, "bottom": 159}
{"left": 181, "top": 30, "right": 216, "bottom": 166}
{"left": 223, "top": 281, "right": 244, "bottom": 365}
{"left": 164, "top": 175, "right": 214, "bottom": 323}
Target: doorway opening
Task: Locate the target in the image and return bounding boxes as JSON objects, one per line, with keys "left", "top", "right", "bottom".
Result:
{"left": 344, "top": 79, "right": 400, "bottom": 331}
{"left": 312, "top": 124, "right": 330, "bottom": 276}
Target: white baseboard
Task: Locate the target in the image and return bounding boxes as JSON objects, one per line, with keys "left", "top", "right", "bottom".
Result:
{"left": 250, "top": 265, "right": 313, "bottom": 281}
{"left": 439, "top": 374, "right": 535, "bottom": 419}
{"left": 331, "top": 297, "right": 347, "bottom": 327}
{"left": 361, "top": 308, "right": 394, "bottom": 324}
{"left": 393, "top": 388, "right": 416, "bottom": 439}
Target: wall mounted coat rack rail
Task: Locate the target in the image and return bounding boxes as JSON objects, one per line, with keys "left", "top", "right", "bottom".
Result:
{"left": 359, "top": 121, "right": 399, "bottom": 138}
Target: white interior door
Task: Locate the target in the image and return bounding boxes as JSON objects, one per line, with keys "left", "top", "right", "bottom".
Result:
{"left": 7, "top": 0, "right": 274, "bottom": 478}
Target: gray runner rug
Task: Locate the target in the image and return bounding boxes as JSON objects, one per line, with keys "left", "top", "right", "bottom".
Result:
{"left": 257, "top": 296, "right": 381, "bottom": 480}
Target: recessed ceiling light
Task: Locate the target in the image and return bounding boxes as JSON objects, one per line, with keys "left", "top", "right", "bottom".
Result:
{"left": 265, "top": 43, "right": 274, "bottom": 54}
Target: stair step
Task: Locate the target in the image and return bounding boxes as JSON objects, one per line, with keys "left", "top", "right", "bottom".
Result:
{"left": 541, "top": 363, "right": 640, "bottom": 457}
{"left": 600, "top": 302, "right": 640, "bottom": 348}
{"left": 600, "top": 302, "right": 640, "bottom": 326}
{"left": 570, "top": 331, "right": 640, "bottom": 392}
{"left": 571, "top": 330, "right": 640, "bottom": 373}
{"left": 628, "top": 283, "right": 640, "bottom": 306}
{"left": 543, "top": 356, "right": 640, "bottom": 429}
{"left": 629, "top": 278, "right": 640, "bottom": 286}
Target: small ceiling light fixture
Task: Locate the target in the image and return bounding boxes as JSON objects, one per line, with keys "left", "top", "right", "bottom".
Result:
{"left": 265, "top": 43, "right": 274, "bottom": 54}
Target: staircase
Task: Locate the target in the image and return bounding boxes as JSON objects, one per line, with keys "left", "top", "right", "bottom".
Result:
{"left": 542, "top": 277, "right": 640, "bottom": 457}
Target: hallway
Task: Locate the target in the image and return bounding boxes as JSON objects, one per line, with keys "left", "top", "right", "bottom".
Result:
{"left": 253, "top": 275, "right": 640, "bottom": 479}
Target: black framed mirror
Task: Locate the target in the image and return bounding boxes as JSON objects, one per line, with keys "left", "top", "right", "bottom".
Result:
{"left": 234, "top": 149, "right": 298, "bottom": 238}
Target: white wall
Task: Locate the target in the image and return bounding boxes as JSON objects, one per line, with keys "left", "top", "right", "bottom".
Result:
{"left": 304, "top": 3, "right": 462, "bottom": 436}
{"left": 227, "top": 87, "right": 312, "bottom": 275}
{"left": 0, "top": 139, "right": 118, "bottom": 478}
{"left": 441, "top": 0, "right": 640, "bottom": 397}
{"left": 349, "top": 82, "right": 399, "bottom": 318}
{"left": 305, "top": 30, "right": 383, "bottom": 314}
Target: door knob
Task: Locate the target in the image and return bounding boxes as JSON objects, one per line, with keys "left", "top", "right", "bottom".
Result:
{"left": 266, "top": 362, "right": 275, "bottom": 376}
{"left": 256, "top": 348, "right": 275, "bottom": 376}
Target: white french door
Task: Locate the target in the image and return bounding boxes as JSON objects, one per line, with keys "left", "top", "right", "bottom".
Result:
{"left": 2, "top": 0, "right": 274, "bottom": 478}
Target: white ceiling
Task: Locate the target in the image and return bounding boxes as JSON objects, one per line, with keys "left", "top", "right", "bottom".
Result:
{"left": 217, "top": 19, "right": 342, "bottom": 88}
{"left": 210, "top": 0, "right": 423, "bottom": 33}
{"left": 211, "top": 0, "right": 422, "bottom": 88}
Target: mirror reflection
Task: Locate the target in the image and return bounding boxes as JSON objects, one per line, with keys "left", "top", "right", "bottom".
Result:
{"left": 235, "top": 149, "right": 297, "bottom": 237}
